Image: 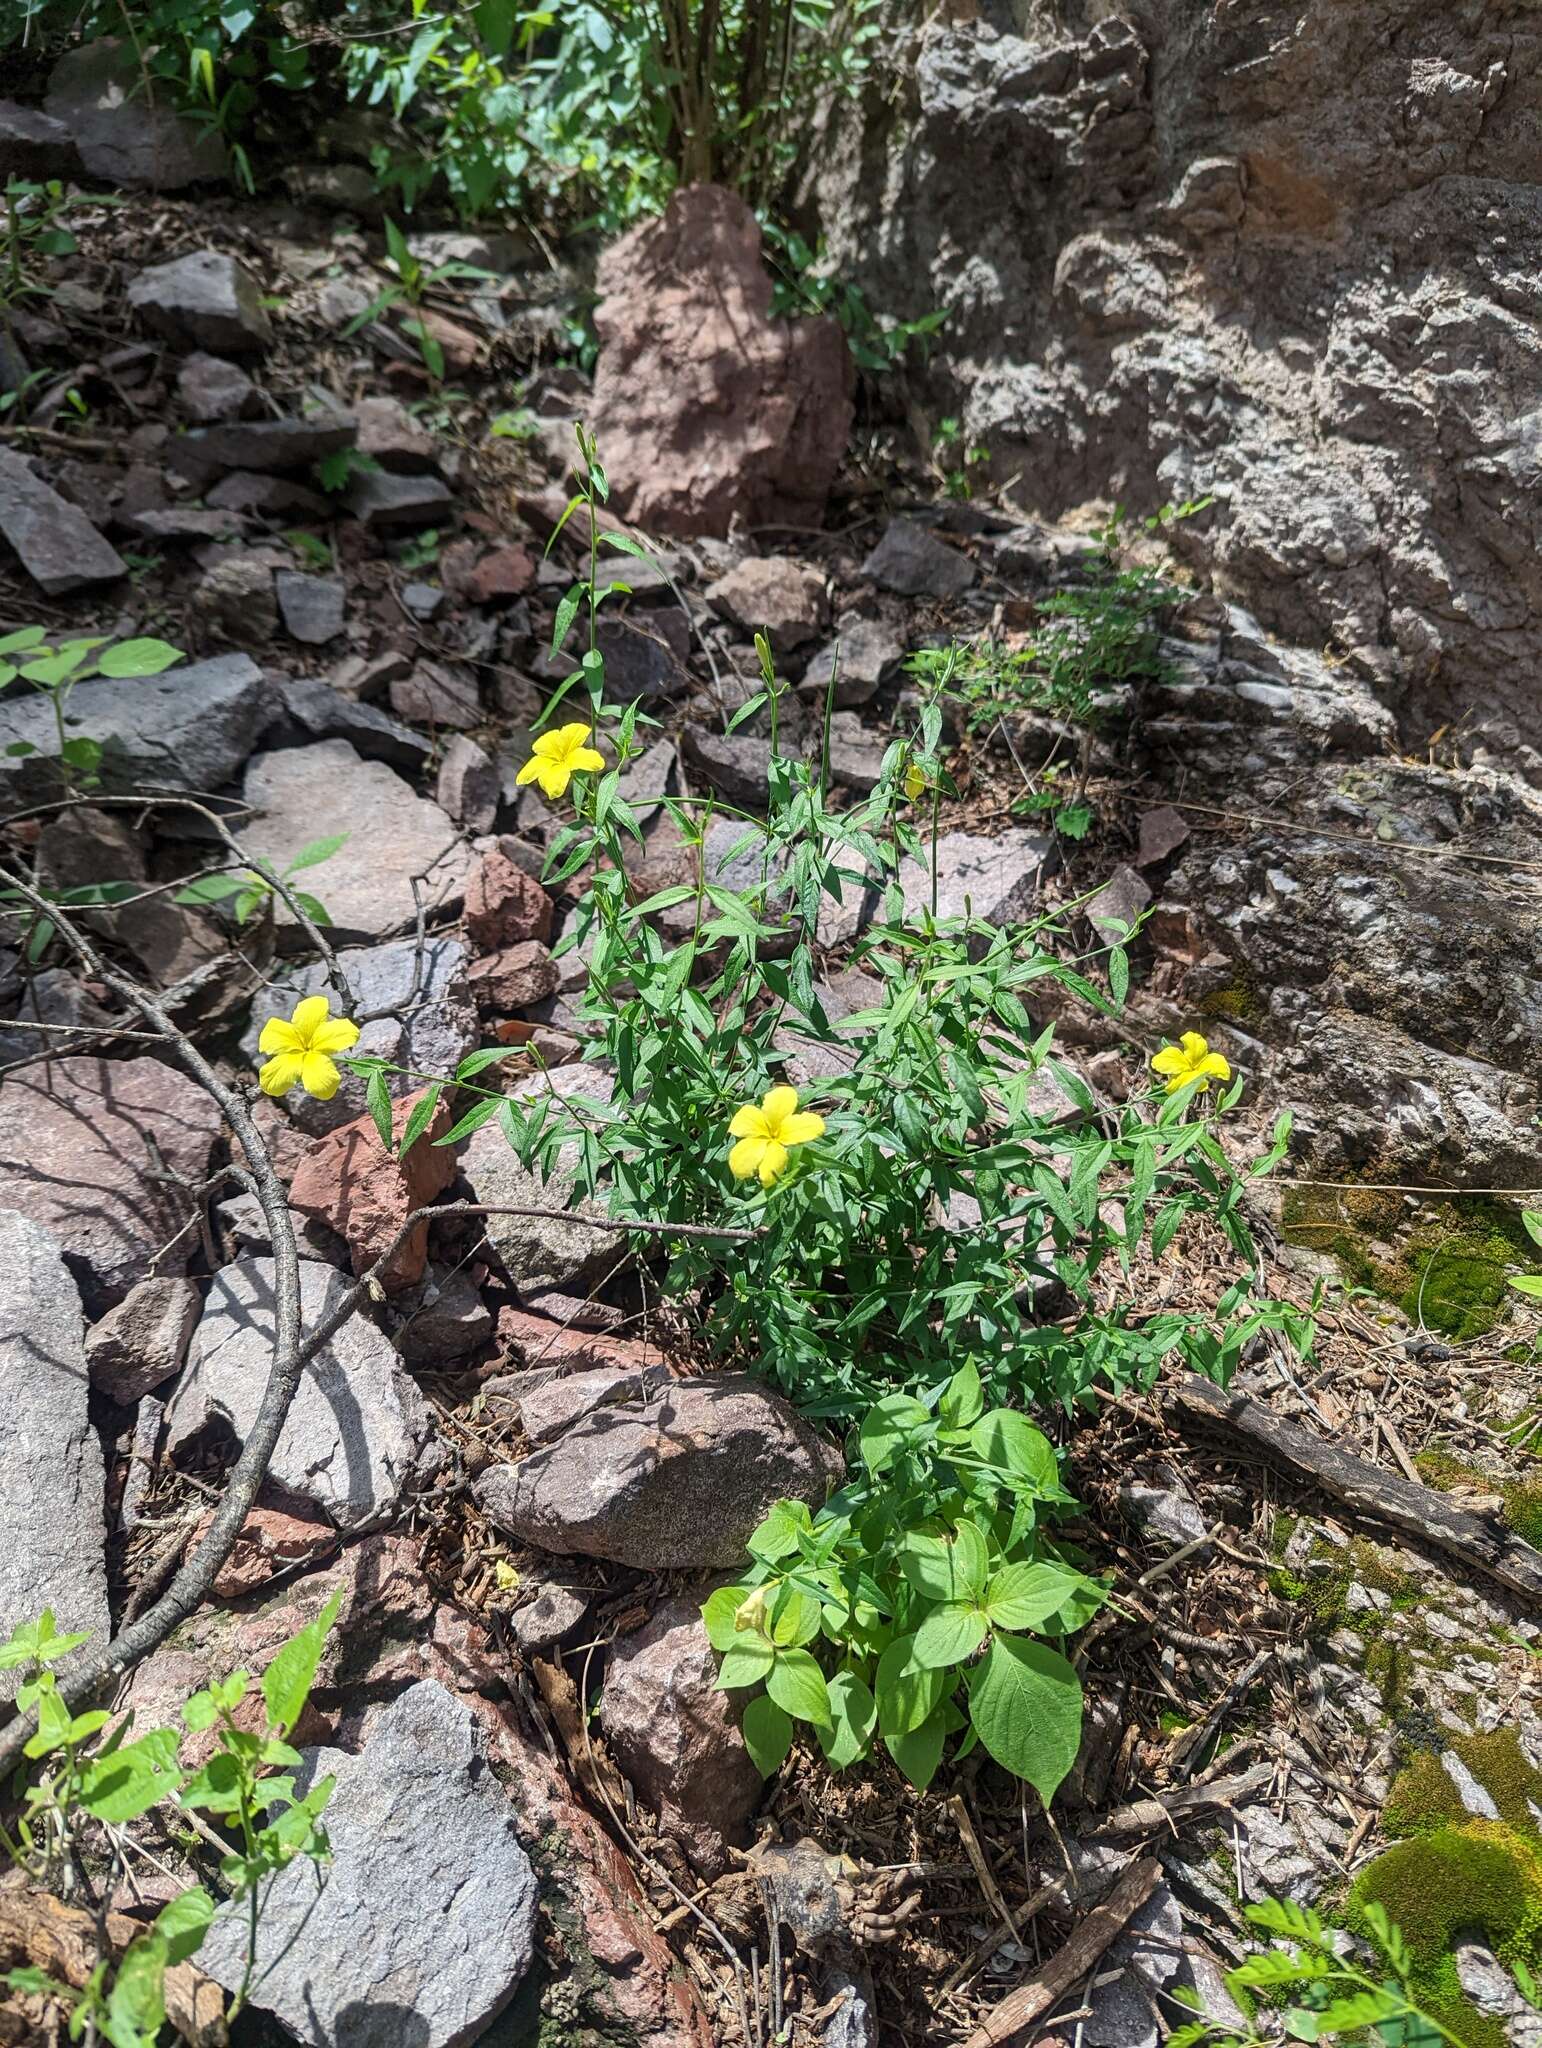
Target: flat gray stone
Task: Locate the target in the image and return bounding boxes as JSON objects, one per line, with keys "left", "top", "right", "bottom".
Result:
{"left": 0, "top": 99, "right": 80, "bottom": 182}
{"left": 897, "top": 828, "right": 1055, "bottom": 928}
{"left": 346, "top": 468, "right": 454, "bottom": 528}
{"left": 0, "top": 1211, "right": 108, "bottom": 1697}
{"left": 169, "top": 417, "right": 356, "bottom": 485}
{"left": 800, "top": 615, "right": 904, "bottom": 707}
{"left": 265, "top": 678, "right": 430, "bottom": 776}
{"left": 0, "top": 652, "right": 266, "bottom": 808}
{"left": 458, "top": 1065, "right": 617, "bottom": 1293}
{"left": 0, "top": 449, "right": 124, "bottom": 595}
{"left": 0, "top": 1058, "right": 221, "bottom": 1312}
{"left": 46, "top": 40, "right": 225, "bottom": 189}
{"left": 197, "top": 1681, "right": 538, "bottom": 2048}
{"left": 861, "top": 517, "right": 975, "bottom": 598}
{"left": 241, "top": 740, "right": 473, "bottom": 943}
{"left": 275, "top": 570, "right": 347, "bottom": 645}
{"left": 165, "top": 1258, "right": 436, "bottom": 1529}
{"left": 175, "top": 352, "right": 257, "bottom": 424}
{"left": 125, "top": 249, "right": 269, "bottom": 353}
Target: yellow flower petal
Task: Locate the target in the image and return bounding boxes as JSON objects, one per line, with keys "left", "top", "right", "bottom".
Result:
{"left": 259, "top": 1052, "right": 303, "bottom": 1097}
{"left": 291, "top": 994, "right": 331, "bottom": 1043}
{"left": 310, "top": 1016, "right": 360, "bottom": 1055}
{"left": 1151, "top": 1045, "right": 1189, "bottom": 1076}
{"left": 1178, "top": 1030, "right": 1211, "bottom": 1061}
{"left": 1162, "top": 1073, "right": 1189, "bottom": 1096}
{"left": 258, "top": 1017, "right": 303, "bottom": 1056}
{"left": 1197, "top": 1053, "right": 1232, "bottom": 1086}
{"left": 536, "top": 762, "right": 571, "bottom": 801}
{"left": 569, "top": 748, "right": 605, "bottom": 774}
{"left": 556, "top": 721, "right": 593, "bottom": 751}
{"left": 777, "top": 1111, "right": 825, "bottom": 1147}
{"left": 532, "top": 729, "right": 569, "bottom": 760}
{"left": 300, "top": 1051, "right": 341, "bottom": 1100}
{"left": 515, "top": 755, "right": 543, "bottom": 786}
{"left": 729, "top": 1104, "right": 770, "bottom": 1140}
{"left": 759, "top": 1086, "right": 802, "bottom": 1136}
{"left": 729, "top": 1134, "right": 769, "bottom": 1180}
{"left": 757, "top": 1141, "right": 789, "bottom": 1188}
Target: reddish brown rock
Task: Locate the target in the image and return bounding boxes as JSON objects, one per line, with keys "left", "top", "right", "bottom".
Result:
{"left": 464, "top": 543, "right": 536, "bottom": 604}
{"left": 193, "top": 1500, "right": 337, "bottom": 1599}
{"left": 0, "top": 1056, "right": 221, "bottom": 1311}
{"left": 495, "top": 1306, "right": 656, "bottom": 1375}
{"left": 599, "top": 1598, "right": 762, "bottom": 1876}
{"left": 289, "top": 1087, "right": 458, "bottom": 1293}
{"left": 464, "top": 845, "right": 554, "bottom": 951}
{"left": 465, "top": 940, "right": 560, "bottom": 1014}
{"left": 590, "top": 184, "right": 853, "bottom": 539}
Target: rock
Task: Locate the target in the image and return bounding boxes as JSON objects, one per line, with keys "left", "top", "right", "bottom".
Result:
{"left": 706, "top": 557, "right": 827, "bottom": 651}
{"left": 861, "top": 517, "right": 975, "bottom": 598}
{"left": 174, "top": 352, "right": 257, "bottom": 423}
{"left": 458, "top": 1065, "right": 617, "bottom": 1293}
{"left": 0, "top": 99, "right": 80, "bottom": 182}
{"left": 395, "top": 1265, "right": 494, "bottom": 1366}
{"left": 494, "top": 1351, "right": 674, "bottom": 1445}
{"left": 464, "top": 543, "right": 536, "bottom": 603}
{"left": 401, "top": 581, "right": 443, "bottom": 621}
{"left": 1441, "top": 1749, "right": 1502, "bottom": 1821}
{"left": 196, "top": 1682, "right": 538, "bottom": 2048}
{"left": 191, "top": 553, "right": 279, "bottom": 644}
{"left": 495, "top": 1308, "right": 659, "bottom": 1383}
{"left": 215, "top": 1191, "right": 339, "bottom": 1264}
{"left": 168, "top": 416, "right": 356, "bottom": 485}
{"left": 45, "top": 40, "right": 225, "bottom": 188}
{"left": 346, "top": 467, "right": 455, "bottom": 528}
{"left": 1119, "top": 1475, "right": 1209, "bottom": 1550}
{"left": 1088, "top": 863, "right": 1152, "bottom": 941}
{"left": 265, "top": 677, "right": 431, "bottom": 776}
{"left": 242, "top": 934, "right": 477, "bottom": 1137}
{"left": 165, "top": 1258, "right": 437, "bottom": 1528}
{"left": 128, "top": 505, "right": 244, "bottom": 545}
{"left": 0, "top": 968, "right": 115, "bottom": 1064}
{"left": 0, "top": 448, "right": 125, "bottom": 595}
{"left": 825, "top": 711, "right": 887, "bottom": 793}
{"left": 511, "top": 1581, "right": 593, "bottom": 1656}
{"left": 34, "top": 808, "right": 221, "bottom": 989}
{"left": 204, "top": 470, "right": 329, "bottom": 518}
{"left": 0, "top": 1212, "right": 108, "bottom": 1696}
{"left": 275, "top": 570, "right": 346, "bottom": 646}
{"left": 125, "top": 249, "right": 270, "bottom": 353}
{"left": 600, "top": 1598, "right": 762, "bottom": 1876}
{"left": 352, "top": 394, "right": 438, "bottom": 473}
{"left": 801, "top": 615, "right": 904, "bottom": 708}
{"left": 242, "top": 740, "right": 473, "bottom": 943}
{"left": 1083, "top": 1880, "right": 1184, "bottom": 2048}
{"left": 680, "top": 726, "right": 772, "bottom": 807}
{"left": 594, "top": 610, "right": 690, "bottom": 702}
{"left": 590, "top": 184, "right": 853, "bottom": 538}
{"left": 0, "top": 1058, "right": 220, "bottom": 1312}
{"left": 289, "top": 1088, "right": 460, "bottom": 1295}
{"left": 0, "top": 653, "right": 266, "bottom": 809}
{"left": 898, "top": 828, "right": 1055, "bottom": 929}
{"left": 436, "top": 733, "right": 498, "bottom": 831}
{"left": 463, "top": 844, "right": 554, "bottom": 950}
{"left": 466, "top": 941, "right": 561, "bottom": 1013}
{"left": 84, "top": 1275, "right": 200, "bottom": 1404}
{"left": 477, "top": 1375, "right": 842, "bottom": 1569}
{"left": 1235, "top": 1803, "right": 1321, "bottom": 1903}
{"left": 390, "top": 659, "right": 480, "bottom": 729}
{"left": 200, "top": 1503, "right": 336, "bottom": 1600}
{"left": 1135, "top": 803, "right": 1191, "bottom": 867}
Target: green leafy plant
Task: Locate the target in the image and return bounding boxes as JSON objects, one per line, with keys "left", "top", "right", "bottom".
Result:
{"left": 0, "top": 1596, "right": 340, "bottom": 2041}
{"left": 932, "top": 415, "right": 989, "bottom": 500}
{"left": 175, "top": 833, "right": 347, "bottom": 929}
{"left": 1508, "top": 1211, "right": 1542, "bottom": 1302}
{"left": 763, "top": 218, "right": 948, "bottom": 374}
{"left": 1168, "top": 1894, "right": 1525, "bottom": 2047}
{"left": 0, "top": 628, "right": 183, "bottom": 790}
{"left": 702, "top": 1362, "right": 1105, "bottom": 1796}
{"left": 342, "top": 217, "right": 490, "bottom": 382}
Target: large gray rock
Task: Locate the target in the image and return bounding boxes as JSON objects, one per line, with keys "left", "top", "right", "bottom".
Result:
{"left": 263, "top": 678, "right": 430, "bottom": 776}
{"left": 0, "top": 99, "right": 80, "bottom": 182}
{"left": 169, "top": 418, "right": 357, "bottom": 486}
{"left": 196, "top": 1681, "right": 538, "bottom": 2048}
{"left": 126, "top": 249, "right": 270, "bottom": 353}
{"left": 600, "top": 1598, "right": 763, "bottom": 1876}
{"left": 45, "top": 40, "right": 226, "bottom": 188}
{"left": 897, "top": 828, "right": 1056, "bottom": 928}
{"left": 164, "top": 1259, "right": 436, "bottom": 1529}
{"left": 0, "top": 653, "right": 267, "bottom": 807}
{"left": 0, "top": 449, "right": 125, "bottom": 595}
{"left": 476, "top": 1374, "right": 842, "bottom": 1569}
{"left": 240, "top": 932, "right": 477, "bottom": 1136}
{"left": 241, "top": 740, "right": 473, "bottom": 943}
{"left": 0, "top": 1058, "right": 221, "bottom": 1312}
{"left": 0, "top": 1212, "right": 108, "bottom": 1695}
{"left": 457, "top": 1064, "right": 617, "bottom": 1293}
{"left": 860, "top": 518, "right": 976, "bottom": 599}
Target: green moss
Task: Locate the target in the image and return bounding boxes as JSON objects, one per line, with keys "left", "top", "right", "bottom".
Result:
{"left": 1417, "top": 1446, "right": 1542, "bottom": 1550}
{"left": 1281, "top": 1190, "right": 1536, "bottom": 1340}
{"left": 1197, "top": 972, "right": 1263, "bottom": 1024}
{"left": 1349, "top": 1821, "right": 1542, "bottom": 2048}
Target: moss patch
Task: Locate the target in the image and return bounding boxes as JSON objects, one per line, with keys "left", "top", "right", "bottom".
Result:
{"left": 1281, "top": 1190, "right": 1535, "bottom": 1340}
{"left": 1384, "top": 1728, "right": 1542, "bottom": 1840}
{"left": 1416, "top": 1445, "right": 1542, "bottom": 1551}
{"left": 1349, "top": 1821, "right": 1542, "bottom": 2048}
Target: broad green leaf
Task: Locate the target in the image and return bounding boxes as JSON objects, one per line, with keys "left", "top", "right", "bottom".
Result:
{"left": 858, "top": 1394, "right": 931, "bottom": 1473}
{"left": 885, "top": 1702, "right": 950, "bottom": 1790}
{"left": 747, "top": 1500, "right": 809, "bottom": 1562}
{"left": 262, "top": 1587, "right": 343, "bottom": 1736}
{"left": 105, "top": 1934, "right": 166, "bottom": 2046}
{"left": 740, "top": 1694, "right": 792, "bottom": 1776}
{"left": 874, "top": 1634, "right": 946, "bottom": 1739}
{"left": 284, "top": 834, "right": 348, "bottom": 874}
{"left": 715, "top": 1637, "right": 774, "bottom": 1688}
{"left": 938, "top": 1361, "right": 983, "bottom": 1429}
{"left": 967, "top": 1636, "right": 1082, "bottom": 1805}
{"left": 765, "top": 1647, "right": 831, "bottom": 1727}
{"left": 76, "top": 1727, "right": 180, "bottom": 1823}
{"left": 910, "top": 1602, "right": 989, "bottom": 1670}
{"left": 969, "top": 1410, "right": 1059, "bottom": 1490}
{"left": 701, "top": 1585, "right": 753, "bottom": 1652}
{"left": 984, "top": 1561, "right": 1095, "bottom": 1633}
{"left": 815, "top": 1668, "right": 877, "bottom": 1769}
{"left": 155, "top": 1886, "right": 214, "bottom": 1965}
{"left": 95, "top": 637, "right": 183, "bottom": 678}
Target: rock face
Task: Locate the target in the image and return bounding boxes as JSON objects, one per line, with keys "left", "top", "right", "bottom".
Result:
{"left": 126, "top": 249, "right": 269, "bottom": 352}
{"left": 0, "top": 1058, "right": 221, "bottom": 1312}
{"left": 0, "top": 1212, "right": 109, "bottom": 1694}
{"left": 458, "top": 1064, "right": 618, "bottom": 1293}
{"left": 590, "top": 184, "right": 854, "bottom": 538}
{"left": 0, "top": 449, "right": 125, "bottom": 595}
{"left": 197, "top": 1682, "right": 538, "bottom": 2048}
{"left": 813, "top": 4, "right": 1542, "bottom": 766}
{"left": 600, "top": 1598, "right": 763, "bottom": 1876}
{"left": 165, "top": 1259, "right": 436, "bottom": 1528}
{"left": 476, "top": 1375, "right": 842, "bottom": 1569}
{"left": 46, "top": 40, "right": 226, "bottom": 188}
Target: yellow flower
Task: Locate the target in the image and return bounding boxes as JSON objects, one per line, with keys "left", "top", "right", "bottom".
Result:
{"left": 257, "top": 995, "right": 361, "bottom": 1100}
{"left": 734, "top": 1586, "right": 772, "bottom": 1637}
{"left": 1151, "top": 1030, "right": 1232, "bottom": 1095}
{"left": 903, "top": 760, "right": 928, "bottom": 802}
{"left": 728, "top": 1085, "right": 825, "bottom": 1188}
{"left": 515, "top": 721, "right": 605, "bottom": 802}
